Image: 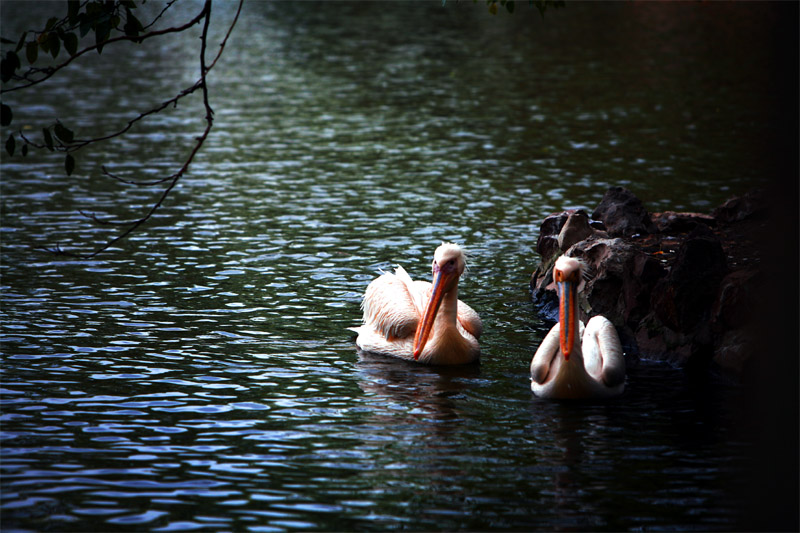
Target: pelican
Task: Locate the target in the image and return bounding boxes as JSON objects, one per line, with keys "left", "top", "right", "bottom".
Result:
{"left": 530, "top": 255, "right": 625, "bottom": 399}
{"left": 350, "top": 242, "right": 482, "bottom": 365}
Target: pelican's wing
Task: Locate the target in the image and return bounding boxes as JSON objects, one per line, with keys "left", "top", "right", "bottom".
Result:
{"left": 361, "top": 268, "right": 421, "bottom": 341}
{"left": 583, "top": 316, "right": 625, "bottom": 387}
{"left": 393, "top": 265, "right": 430, "bottom": 315}
{"left": 457, "top": 300, "right": 483, "bottom": 340}
{"left": 530, "top": 324, "right": 560, "bottom": 384}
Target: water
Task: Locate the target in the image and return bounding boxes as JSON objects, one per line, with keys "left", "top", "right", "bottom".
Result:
{"left": 1, "top": 2, "right": 791, "bottom": 531}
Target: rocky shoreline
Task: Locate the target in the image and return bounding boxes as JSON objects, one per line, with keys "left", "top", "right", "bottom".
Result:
{"left": 530, "top": 187, "right": 768, "bottom": 382}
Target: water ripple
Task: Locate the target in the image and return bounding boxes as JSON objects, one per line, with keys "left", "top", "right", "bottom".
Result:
{"left": 0, "top": 1, "right": 766, "bottom": 531}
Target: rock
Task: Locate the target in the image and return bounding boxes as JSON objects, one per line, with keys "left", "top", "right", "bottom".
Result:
{"left": 712, "top": 188, "right": 766, "bottom": 224}
{"left": 535, "top": 211, "right": 570, "bottom": 263}
{"left": 709, "top": 267, "right": 763, "bottom": 378}
{"left": 711, "top": 268, "right": 763, "bottom": 331}
{"left": 651, "top": 225, "right": 728, "bottom": 333}
{"left": 592, "top": 186, "right": 658, "bottom": 237}
{"left": 530, "top": 188, "right": 765, "bottom": 381}
{"left": 557, "top": 210, "right": 594, "bottom": 252}
{"left": 651, "top": 211, "right": 716, "bottom": 233}
{"left": 530, "top": 235, "right": 665, "bottom": 357}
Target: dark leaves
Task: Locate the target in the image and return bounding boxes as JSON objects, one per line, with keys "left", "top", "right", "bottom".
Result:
{"left": 67, "top": 0, "right": 81, "bottom": 24}
{"left": 15, "top": 31, "right": 27, "bottom": 52}
{"left": 43, "top": 127, "right": 54, "bottom": 151}
{"left": 484, "top": 0, "right": 563, "bottom": 16}
{"left": 1, "top": 50, "right": 20, "bottom": 83}
{"left": 79, "top": 14, "right": 94, "bottom": 38}
{"left": 26, "top": 40, "right": 38, "bottom": 63}
{"left": 1, "top": 103, "right": 11, "bottom": 126}
{"left": 531, "top": 0, "right": 565, "bottom": 17}
{"left": 95, "top": 17, "right": 112, "bottom": 54}
{"left": 47, "top": 31, "right": 60, "bottom": 59}
{"left": 124, "top": 8, "right": 144, "bottom": 40}
{"left": 5, "top": 134, "right": 15, "bottom": 157}
{"left": 65, "top": 154, "right": 76, "bottom": 176}
{"left": 63, "top": 32, "right": 79, "bottom": 56}
{"left": 37, "top": 32, "right": 50, "bottom": 54}
{"left": 54, "top": 122, "right": 74, "bottom": 143}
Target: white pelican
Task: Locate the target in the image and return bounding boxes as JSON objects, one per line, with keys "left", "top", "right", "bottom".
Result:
{"left": 530, "top": 255, "right": 625, "bottom": 399}
{"left": 351, "top": 242, "right": 482, "bottom": 365}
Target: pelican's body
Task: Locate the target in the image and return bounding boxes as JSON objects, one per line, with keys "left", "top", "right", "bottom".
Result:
{"left": 351, "top": 243, "right": 482, "bottom": 365}
{"left": 531, "top": 255, "right": 625, "bottom": 399}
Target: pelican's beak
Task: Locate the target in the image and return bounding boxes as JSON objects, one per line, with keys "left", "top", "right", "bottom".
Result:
{"left": 557, "top": 279, "right": 576, "bottom": 360}
{"left": 413, "top": 267, "right": 455, "bottom": 360}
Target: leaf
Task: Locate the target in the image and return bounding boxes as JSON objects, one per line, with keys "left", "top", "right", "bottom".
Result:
{"left": 54, "top": 122, "right": 74, "bottom": 143}
{"left": 45, "top": 17, "right": 58, "bottom": 31}
{"left": 38, "top": 32, "right": 50, "bottom": 53}
{"left": 124, "top": 9, "right": 144, "bottom": 38}
{"left": 15, "top": 31, "right": 27, "bottom": 52}
{"left": 95, "top": 19, "right": 111, "bottom": 54}
{"left": 63, "top": 32, "right": 79, "bottom": 56}
{"left": 26, "top": 41, "right": 38, "bottom": 64}
{"left": 22, "top": 143, "right": 28, "bottom": 156}
{"left": 48, "top": 31, "right": 60, "bottom": 59}
{"left": 488, "top": 2, "right": 498, "bottom": 14}
{"left": 1, "top": 103, "right": 11, "bottom": 126}
{"left": 43, "top": 127, "right": 54, "bottom": 151}
{"left": 506, "top": 0, "right": 515, "bottom": 12}
{"left": 68, "top": 0, "right": 81, "bottom": 24}
{"left": 0, "top": 51, "right": 20, "bottom": 83}
{"left": 79, "top": 14, "right": 92, "bottom": 38}
{"left": 65, "top": 154, "right": 75, "bottom": 176}
{"left": 5, "top": 134, "right": 15, "bottom": 157}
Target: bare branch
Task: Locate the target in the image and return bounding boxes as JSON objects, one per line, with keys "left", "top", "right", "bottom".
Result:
{"left": 55, "top": 0, "right": 242, "bottom": 259}
{"left": 206, "top": 0, "right": 244, "bottom": 72}
{"left": 19, "top": 78, "right": 204, "bottom": 161}
{"left": 11, "top": 0, "right": 244, "bottom": 258}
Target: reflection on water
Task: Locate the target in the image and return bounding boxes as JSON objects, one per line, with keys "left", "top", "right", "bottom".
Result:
{"left": 1, "top": 1, "right": 790, "bottom": 531}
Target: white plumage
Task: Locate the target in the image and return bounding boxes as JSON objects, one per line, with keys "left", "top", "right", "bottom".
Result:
{"left": 531, "top": 255, "right": 625, "bottom": 399}
{"left": 351, "top": 243, "right": 482, "bottom": 365}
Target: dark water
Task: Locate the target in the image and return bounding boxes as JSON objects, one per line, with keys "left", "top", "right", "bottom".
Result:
{"left": 1, "top": 2, "right": 794, "bottom": 531}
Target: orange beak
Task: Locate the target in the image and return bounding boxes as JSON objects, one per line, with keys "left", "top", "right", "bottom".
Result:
{"left": 556, "top": 279, "right": 576, "bottom": 360}
{"left": 413, "top": 268, "right": 455, "bottom": 360}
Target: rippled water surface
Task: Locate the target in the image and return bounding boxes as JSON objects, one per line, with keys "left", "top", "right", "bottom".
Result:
{"left": 1, "top": 2, "right": 791, "bottom": 531}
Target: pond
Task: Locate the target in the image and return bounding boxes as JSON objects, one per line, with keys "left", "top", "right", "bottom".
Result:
{"left": 1, "top": 1, "right": 795, "bottom": 531}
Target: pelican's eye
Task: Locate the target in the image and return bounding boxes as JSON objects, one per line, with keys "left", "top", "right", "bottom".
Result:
{"left": 440, "top": 258, "right": 458, "bottom": 273}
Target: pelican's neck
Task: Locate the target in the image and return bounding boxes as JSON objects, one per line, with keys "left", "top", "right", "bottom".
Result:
{"left": 437, "top": 285, "right": 459, "bottom": 330}
{"left": 424, "top": 283, "right": 474, "bottom": 364}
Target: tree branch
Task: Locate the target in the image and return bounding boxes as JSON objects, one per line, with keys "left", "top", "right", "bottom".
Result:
{"left": 2, "top": 2, "right": 208, "bottom": 95}
{"left": 37, "top": 0, "right": 245, "bottom": 258}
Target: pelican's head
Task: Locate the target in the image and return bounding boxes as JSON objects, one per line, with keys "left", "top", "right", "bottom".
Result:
{"left": 553, "top": 255, "right": 582, "bottom": 360}
{"left": 553, "top": 255, "right": 582, "bottom": 284}
{"left": 413, "top": 242, "right": 467, "bottom": 359}
{"left": 432, "top": 242, "right": 466, "bottom": 280}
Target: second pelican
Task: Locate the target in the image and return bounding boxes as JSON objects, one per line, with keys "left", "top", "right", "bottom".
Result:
{"left": 530, "top": 255, "right": 625, "bottom": 399}
{"left": 351, "top": 242, "right": 482, "bottom": 365}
